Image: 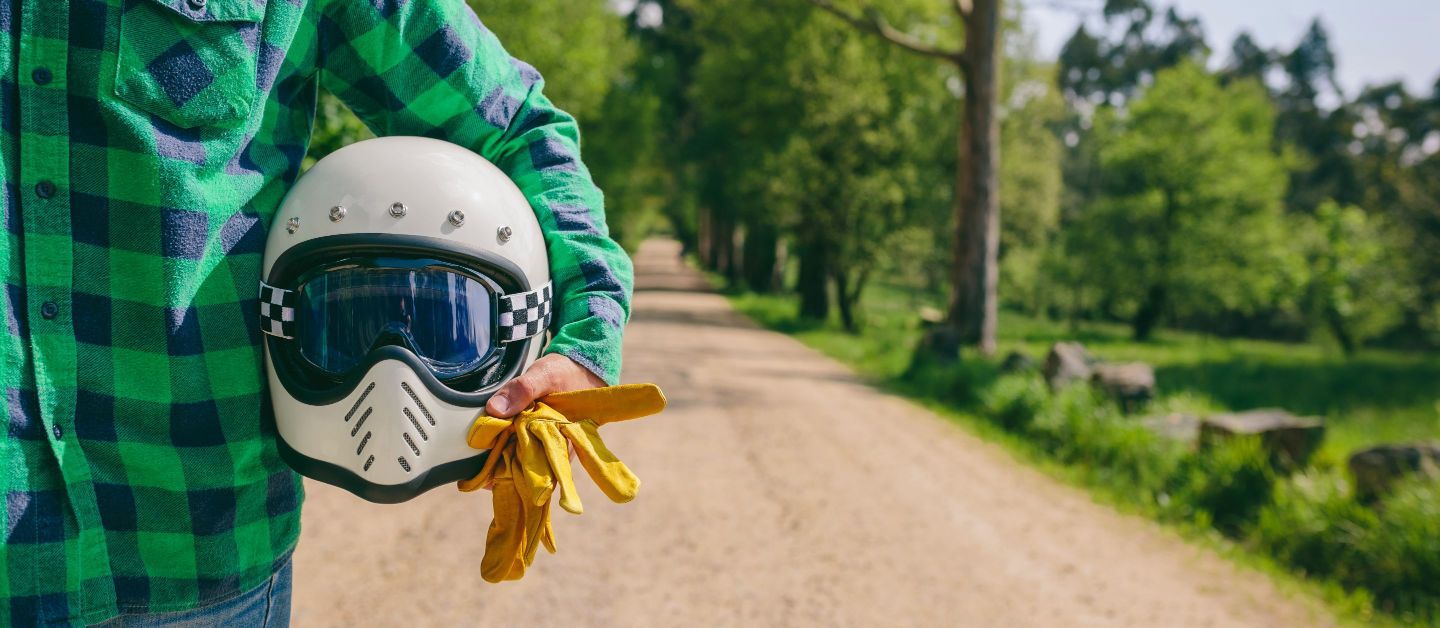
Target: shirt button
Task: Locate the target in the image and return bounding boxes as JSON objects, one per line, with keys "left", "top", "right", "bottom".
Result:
{"left": 188, "top": 0, "right": 206, "bottom": 9}
{"left": 31, "top": 67, "right": 52, "bottom": 85}
{"left": 41, "top": 301, "right": 59, "bottom": 320}
{"left": 52, "top": 424, "right": 62, "bottom": 440}
{"left": 35, "top": 180, "right": 56, "bottom": 199}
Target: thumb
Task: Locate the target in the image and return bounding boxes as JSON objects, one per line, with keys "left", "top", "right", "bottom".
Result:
{"left": 486, "top": 359, "right": 559, "bottom": 418}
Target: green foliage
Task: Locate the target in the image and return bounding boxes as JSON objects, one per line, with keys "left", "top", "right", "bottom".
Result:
{"left": 999, "top": 32, "right": 1065, "bottom": 315}
{"left": 981, "top": 374, "right": 1049, "bottom": 430}
{"left": 1163, "top": 437, "right": 1276, "bottom": 535}
{"left": 1254, "top": 470, "right": 1378, "bottom": 583}
{"left": 467, "top": 0, "right": 633, "bottom": 120}
{"left": 1255, "top": 472, "right": 1440, "bottom": 620}
{"left": 1072, "top": 62, "right": 1296, "bottom": 338}
{"left": 1298, "top": 202, "right": 1413, "bottom": 352}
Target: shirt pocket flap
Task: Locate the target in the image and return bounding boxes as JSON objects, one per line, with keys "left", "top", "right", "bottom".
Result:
{"left": 144, "top": 0, "right": 266, "bottom": 23}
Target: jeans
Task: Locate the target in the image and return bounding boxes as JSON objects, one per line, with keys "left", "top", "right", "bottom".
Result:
{"left": 91, "top": 558, "right": 292, "bottom": 627}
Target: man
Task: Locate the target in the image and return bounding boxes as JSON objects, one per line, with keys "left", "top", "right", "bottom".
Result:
{"left": 0, "top": 0, "right": 632, "bottom": 625}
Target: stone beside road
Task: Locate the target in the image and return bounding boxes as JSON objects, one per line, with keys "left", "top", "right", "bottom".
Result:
{"left": 1348, "top": 443, "right": 1440, "bottom": 502}
{"left": 1042, "top": 342, "right": 1097, "bottom": 390}
{"left": 1199, "top": 409, "right": 1325, "bottom": 468}
{"left": 1091, "top": 362, "right": 1156, "bottom": 413}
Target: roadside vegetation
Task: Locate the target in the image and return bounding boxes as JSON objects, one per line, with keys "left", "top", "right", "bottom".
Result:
{"left": 727, "top": 284, "right": 1440, "bottom": 624}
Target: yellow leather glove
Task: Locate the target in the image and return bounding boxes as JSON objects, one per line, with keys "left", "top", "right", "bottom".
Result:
{"left": 458, "top": 383, "right": 667, "bottom": 583}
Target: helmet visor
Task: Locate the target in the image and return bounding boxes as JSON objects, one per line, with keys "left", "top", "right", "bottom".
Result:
{"left": 296, "top": 264, "right": 496, "bottom": 378}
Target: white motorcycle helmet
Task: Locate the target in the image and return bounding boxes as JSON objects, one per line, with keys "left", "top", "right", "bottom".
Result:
{"left": 260, "top": 137, "right": 552, "bottom": 504}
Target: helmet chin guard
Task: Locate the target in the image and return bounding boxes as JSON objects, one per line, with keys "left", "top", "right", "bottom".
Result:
{"left": 261, "top": 137, "right": 552, "bottom": 503}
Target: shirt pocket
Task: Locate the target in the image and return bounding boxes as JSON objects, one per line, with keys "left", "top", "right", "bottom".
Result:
{"left": 114, "top": 0, "right": 268, "bottom": 129}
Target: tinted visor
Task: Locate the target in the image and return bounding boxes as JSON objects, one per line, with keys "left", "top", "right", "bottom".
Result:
{"left": 296, "top": 263, "right": 496, "bottom": 378}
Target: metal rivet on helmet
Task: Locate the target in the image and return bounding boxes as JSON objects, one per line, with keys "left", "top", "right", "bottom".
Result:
{"left": 329, "top": 205, "right": 347, "bottom": 222}
{"left": 497, "top": 225, "right": 513, "bottom": 244}
{"left": 286, "top": 217, "right": 300, "bottom": 234}
{"left": 448, "top": 210, "right": 466, "bottom": 227}
{"left": 389, "top": 202, "right": 408, "bottom": 218}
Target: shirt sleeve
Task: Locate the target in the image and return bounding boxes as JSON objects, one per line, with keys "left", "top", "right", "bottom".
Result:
{"left": 316, "top": 0, "right": 633, "bottom": 385}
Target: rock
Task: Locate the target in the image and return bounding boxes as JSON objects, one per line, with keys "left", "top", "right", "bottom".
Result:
{"left": 1199, "top": 409, "right": 1325, "bottom": 469}
{"left": 1091, "top": 362, "right": 1156, "bottom": 413}
{"left": 1000, "top": 351, "right": 1036, "bottom": 374}
{"left": 909, "top": 325, "right": 962, "bottom": 369}
{"left": 1348, "top": 443, "right": 1440, "bottom": 502}
{"left": 1042, "top": 342, "right": 1096, "bottom": 390}
{"left": 1142, "top": 413, "right": 1200, "bottom": 444}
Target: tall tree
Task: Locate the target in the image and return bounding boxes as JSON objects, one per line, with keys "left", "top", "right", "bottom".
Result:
{"left": 1073, "top": 62, "right": 1292, "bottom": 340}
{"left": 803, "top": 0, "right": 1005, "bottom": 356}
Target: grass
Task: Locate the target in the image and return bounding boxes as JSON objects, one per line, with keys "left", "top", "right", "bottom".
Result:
{"left": 729, "top": 283, "right": 1440, "bottom": 457}
{"left": 719, "top": 278, "right": 1440, "bottom": 625}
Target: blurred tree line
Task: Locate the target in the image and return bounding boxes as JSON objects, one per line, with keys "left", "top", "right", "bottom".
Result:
{"left": 308, "top": 0, "right": 1440, "bottom": 353}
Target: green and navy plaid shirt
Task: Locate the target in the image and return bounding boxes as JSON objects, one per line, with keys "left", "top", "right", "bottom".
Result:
{"left": 0, "top": 0, "right": 633, "bottom": 623}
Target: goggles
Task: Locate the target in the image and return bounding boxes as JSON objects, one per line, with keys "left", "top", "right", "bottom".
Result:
{"left": 260, "top": 257, "right": 552, "bottom": 381}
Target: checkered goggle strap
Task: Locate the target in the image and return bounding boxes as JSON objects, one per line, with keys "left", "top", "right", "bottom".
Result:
{"left": 498, "top": 282, "right": 554, "bottom": 344}
{"left": 258, "top": 282, "right": 298, "bottom": 340}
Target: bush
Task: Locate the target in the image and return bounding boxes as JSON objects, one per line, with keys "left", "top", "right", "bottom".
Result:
{"left": 981, "top": 374, "right": 1049, "bottom": 431}
{"left": 1253, "top": 470, "right": 1377, "bottom": 580}
{"left": 1163, "top": 437, "right": 1276, "bottom": 535}
{"left": 1357, "top": 478, "right": 1440, "bottom": 620}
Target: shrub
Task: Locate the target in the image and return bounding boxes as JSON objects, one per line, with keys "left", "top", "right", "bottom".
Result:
{"left": 981, "top": 374, "right": 1049, "bottom": 431}
{"left": 1357, "top": 478, "right": 1440, "bottom": 620}
{"left": 1252, "top": 470, "right": 1377, "bottom": 580}
{"left": 1164, "top": 437, "right": 1276, "bottom": 535}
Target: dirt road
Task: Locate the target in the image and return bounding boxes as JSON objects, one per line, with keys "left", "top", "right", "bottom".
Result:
{"left": 291, "top": 239, "right": 1328, "bottom": 627}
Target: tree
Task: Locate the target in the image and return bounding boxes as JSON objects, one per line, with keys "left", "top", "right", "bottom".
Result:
{"left": 803, "top": 0, "right": 1005, "bottom": 356}
{"left": 684, "top": 0, "right": 946, "bottom": 328}
{"left": 1073, "top": 62, "right": 1293, "bottom": 340}
{"left": 1300, "top": 202, "right": 1410, "bottom": 353}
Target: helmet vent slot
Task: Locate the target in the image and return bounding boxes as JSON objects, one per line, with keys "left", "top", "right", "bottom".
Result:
{"left": 350, "top": 408, "right": 372, "bottom": 437}
{"left": 403, "top": 433, "right": 421, "bottom": 456}
{"left": 403, "top": 408, "right": 429, "bottom": 441}
{"left": 363, "top": 455, "right": 375, "bottom": 472}
{"left": 345, "top": 383, "right": 377, "bottom": 422}
{"left": 398, "top": 457, "right": 412, "bottom": 473}
{"left": 356, "top": 432, "right": 372, "bottom": 456}
{"left": 400, "top": 382, "right": 437, "bottom": 426}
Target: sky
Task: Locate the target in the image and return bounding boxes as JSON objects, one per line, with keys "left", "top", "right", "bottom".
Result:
{"left": 1026, "top": 0, "right": 1440, "bottom": 97}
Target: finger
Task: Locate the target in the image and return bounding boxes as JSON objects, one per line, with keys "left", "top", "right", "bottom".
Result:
{"left": 485, "top": 357, "right": 564, "bottom": 418}
{"left": 481, "top": 452, "right": 526, "bottom": 583}
{"left": 561, "top": 420, "right": 641, "bottom": 504}
{"left": 533, "top": 422, "right": 582, "bottom": 515}
{"left": 544, "top": 384, "right": 668, "bottom": 426}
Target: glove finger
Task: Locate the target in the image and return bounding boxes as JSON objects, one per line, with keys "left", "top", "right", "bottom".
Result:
{"left": 522, "top": 498, "right": 552, "bottom": 566}
{"left": 512, "top": 413, "right": 554, "bottom": 507}
{"left": 457, "top": 433, "right": 511, "bottom": 493}
{"left": 466, "top": 415, "right": 514, "bottom": 450}
{"left": 561, "top": 420, "right": 641, "bottom": 504}
{"left": 541, "top": 511, "right": 557, "bottom": 555}
{"left": 533, "top": 422, "right": 583, "bottom": 515}
{"left": 543, "top": 384, "right": 667, "bottom": 426}
{"left": 481, "top": 453, "right": 527, "bottom": 583}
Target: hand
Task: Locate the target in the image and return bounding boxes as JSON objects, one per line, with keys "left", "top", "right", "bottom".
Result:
{"left": 485, "top": 353, "right": 606, "bottom": 419}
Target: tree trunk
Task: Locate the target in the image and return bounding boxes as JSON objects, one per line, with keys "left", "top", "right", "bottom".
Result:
{"left": 1326, "top": 307, "right": 1356, "bottom": 355}
{"left": 697, "top": 206, "right": 714, "bottom": 269}
{"left": 1134, "top": 187, "right": 1176, "bottom": 341}
{"left": 797, "top": 235, "right": 830, "bottom": 320}
{"left": 943, "top": 0, "right": 1002, "bottom": 357}
{"left": 833, "top": 266, "right": 868, "bottom": 333}
{"left": 1133, "top": 284, "right": 1166, "bottom": 341}
{"left": 742, "top": 223, "right": 780, "bottom": 293}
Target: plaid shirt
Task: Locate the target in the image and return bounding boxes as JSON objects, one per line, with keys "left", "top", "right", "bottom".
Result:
{"left": 1, "top": 0, "right": 633, "bottom": 624}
